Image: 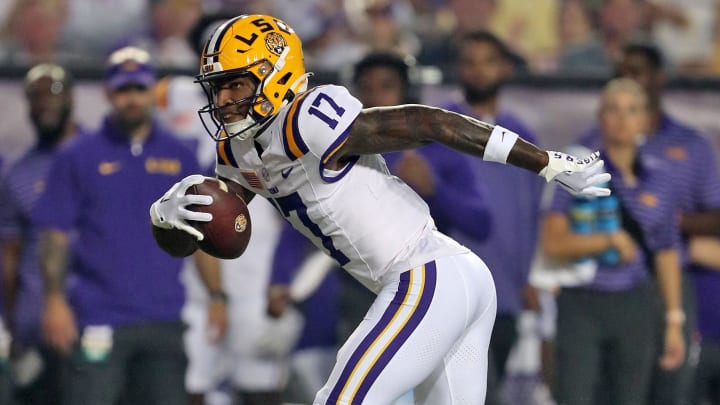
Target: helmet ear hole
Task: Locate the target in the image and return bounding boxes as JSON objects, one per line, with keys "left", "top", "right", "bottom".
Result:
{"left": 275, "top": 72, "right": 293, "bottom": 102}
{"left": 277, "top": 72, "right": 292, "bottom": 85}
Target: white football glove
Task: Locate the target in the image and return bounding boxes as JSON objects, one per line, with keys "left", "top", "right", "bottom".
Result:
{"left": 149, "top": 174, "right": 214, "bottom": 241}
{"left": 539, "top": 151, "right": 611, "bottom": 198}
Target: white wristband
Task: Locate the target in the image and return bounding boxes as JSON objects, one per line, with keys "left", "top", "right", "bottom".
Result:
{"left": 484, "top": 125, "right": 519, "bottom": 164}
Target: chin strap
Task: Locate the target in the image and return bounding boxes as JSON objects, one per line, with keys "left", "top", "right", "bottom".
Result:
{"left": 224, "top": 115, "right": 260, "bottom": 140}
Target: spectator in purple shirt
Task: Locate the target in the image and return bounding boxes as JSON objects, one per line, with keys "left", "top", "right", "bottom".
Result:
{"left": 579, "top": 43, "right": 720, "bottom": 405}
{"left": 542, "top": 78, "right": 685, "bottom": 405}
{"left": 618, "top": 44, "right": 720, "bottom": 405}
{"left": 355, "top": 51, "right": 492, "bottom": 257}
{"left": 437, "top": 31, "right": 541, "bottom": 404}
{"left": 32, "top": 47, "right": 202, "bottom": 405}
{"left": 0, "top": 63, "right": 84, "bottom": 405}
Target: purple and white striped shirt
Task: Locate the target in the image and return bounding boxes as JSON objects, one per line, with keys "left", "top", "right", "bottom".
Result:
{"left": 580, "top": 113, "right": 720, "bottom": 337}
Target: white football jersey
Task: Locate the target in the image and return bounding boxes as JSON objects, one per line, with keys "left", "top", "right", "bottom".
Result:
{"left": 216, "top": 85, "right": 466, "bottom": 291}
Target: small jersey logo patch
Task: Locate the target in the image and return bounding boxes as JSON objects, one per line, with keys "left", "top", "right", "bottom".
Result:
{"left": 665, "top": 147, "right": 687, "bottom": 160}
{"left": 639, "top": 192, "right": 659, "bottom": 207}
{"left": 145, "top": 158, "right": 181, "bottom": 175}
{"left": 234, "top": 214, "right": 247, "bottom": 233}
{"left": 98, "top": 161, "right": 122, "bottom": 175}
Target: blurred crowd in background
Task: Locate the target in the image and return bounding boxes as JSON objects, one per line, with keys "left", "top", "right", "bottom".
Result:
{"left": 1, "top": 0, "right": 720, "bottom": 77}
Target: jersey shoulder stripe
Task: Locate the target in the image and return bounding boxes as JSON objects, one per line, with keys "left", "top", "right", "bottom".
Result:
{"left": 286, "top": 84, "right": 363, "bottom": 182}
{"left": 282, "top": 90, "right": 313, "bottom": 161}
{"left": 319, "top": 126, "right": 359, "bottom": 183}
{"left": 216, "top": 139, "right": 239, "bottom": 167}
{"left": 321, "top": 121, "right": 354, "bottom": 165}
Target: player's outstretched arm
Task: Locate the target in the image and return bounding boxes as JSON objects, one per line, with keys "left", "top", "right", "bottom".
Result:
{"left": 337, "top": 105, "right": 610, "bottom": 198}
{"left": 341, "top": 105, "right": 542, "bottom": 169}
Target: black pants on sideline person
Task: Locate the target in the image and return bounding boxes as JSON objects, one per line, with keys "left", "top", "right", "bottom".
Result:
{"left": 61, "top": 321, "right": 187, "bottom": 405}
{"left": 556, "top": 282, "right": 659, "bottom": 405}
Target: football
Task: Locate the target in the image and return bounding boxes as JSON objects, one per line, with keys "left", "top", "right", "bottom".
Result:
{"left": 187, "top": 178, "right": 252, "bottom": 259}
{"left": 151, "top": 225, "right": 198, "bottom": 258}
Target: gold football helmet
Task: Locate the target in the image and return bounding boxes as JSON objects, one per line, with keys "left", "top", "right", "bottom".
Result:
{"left": 196, "top": 15, "right": 309, "bottom": 141}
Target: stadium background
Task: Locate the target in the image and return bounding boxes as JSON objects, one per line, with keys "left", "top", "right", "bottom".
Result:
{"left": 1, "top": 73, "right": 719, "bottom": 164}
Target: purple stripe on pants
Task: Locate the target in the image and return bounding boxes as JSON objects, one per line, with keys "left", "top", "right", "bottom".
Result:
{"left": 326, "top": 261, "right": 437, "bottom": 404}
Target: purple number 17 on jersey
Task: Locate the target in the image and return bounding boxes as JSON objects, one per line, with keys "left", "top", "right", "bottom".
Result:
{"left": 271, "top": 192, "right": 350, "bottom": 266}
{"left": 307, "top": 92, "right": 346, "bottom": 129}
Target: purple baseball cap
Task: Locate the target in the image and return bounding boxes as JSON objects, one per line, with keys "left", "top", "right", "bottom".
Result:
{"left": 106, "top": 46, "right": 156, "bottom": 90}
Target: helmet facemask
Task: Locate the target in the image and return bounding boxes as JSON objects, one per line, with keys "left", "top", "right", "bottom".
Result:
{"left": 195, "top": 15, "right": 310, "bottom": 142}
{"left": 197, "top": 59, "right": 276, "bottom": 142}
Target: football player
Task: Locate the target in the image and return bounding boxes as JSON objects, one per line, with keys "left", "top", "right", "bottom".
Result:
{"left": 150, "top": 14, "right": 611, "bottom": 405}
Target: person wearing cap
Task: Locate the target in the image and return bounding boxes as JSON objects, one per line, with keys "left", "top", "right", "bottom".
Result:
{"left": 0, "top": 63, "right": 85, "bottom": 404}
{"left": 31, "top": 46, "right": 203, "bottom": 405}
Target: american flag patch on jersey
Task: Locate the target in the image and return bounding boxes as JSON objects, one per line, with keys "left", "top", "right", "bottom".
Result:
{"left": 240, "top": 170, "right": 264, "bottom": 189}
